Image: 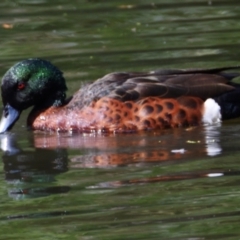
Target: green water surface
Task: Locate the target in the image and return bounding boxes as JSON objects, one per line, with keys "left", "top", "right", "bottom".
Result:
{"left": 0, "top": 0, "right": 240, "bottom": 239}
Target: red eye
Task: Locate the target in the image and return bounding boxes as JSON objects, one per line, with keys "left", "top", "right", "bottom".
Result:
{"left": 17, "top": 83, "right": 25, "bottom": 90}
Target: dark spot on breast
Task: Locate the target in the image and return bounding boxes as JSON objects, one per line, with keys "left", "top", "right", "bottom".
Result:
{"left": 135, "top": 116, "right": 140, "bottom": 122}
{"left": 125, "top": 102, "right": 133, "bottom": 109}
{"left": 158, "top": 117, "right": 164, "bottom": 124}
{"left": 190, "top": 114, "right": 199, "bottom": 125}
{"left": 187, "top": 100, "right": 197, "bottom": 109}
{"left": 114, "top": 114, "right": 121, "bottom": 121}
{"left": 124, "top": 112, "right": 128, "bottom": 117}
{"left": 165, "top": 101, "right": 174, "bottom": 110}
{"left": 180, "top": 119, "right": 189, "bottom": 127}
{"left": 107, "top": 117, "right": 113, "bottom": 123}
{"left": 143, "top": 105, "right": 154, "bottom": 115}
{"left": 156, "top": 104, "right": 163, "bottom": 113}
{"left": 151, "top": 118, "right": 156, "bottom": 125}
{"left": 165, "top": 113, "right": 172, "bottom": 121}
{"left": 178, "top": 109, "right": 186, "bottom": 119}
{"left": 134, "top": 108, "right": 139, "bottom": 113}
{"left": 143, "top": 119, "right": 151, "bottom": 127}
{"left": 178, "top": 97, "right": 198, "bottom": 109}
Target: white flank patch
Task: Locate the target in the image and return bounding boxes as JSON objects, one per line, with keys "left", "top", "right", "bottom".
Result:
{"left": 202, "top": 98, "right": 221, "bottom": 124}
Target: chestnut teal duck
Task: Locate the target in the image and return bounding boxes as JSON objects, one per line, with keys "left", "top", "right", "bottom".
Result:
{"left": 0, "top": 58, "right": 240, "bottom": 133}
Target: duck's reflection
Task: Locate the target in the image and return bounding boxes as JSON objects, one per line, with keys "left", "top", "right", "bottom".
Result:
{"left": 33, "top": 125, "right": 222, "bottom": 168}
{"left": 0, "top": 125, "right": 223, "bottom": 199}
{"left": 0, "top": 133, "right": 69, "bottom": 199}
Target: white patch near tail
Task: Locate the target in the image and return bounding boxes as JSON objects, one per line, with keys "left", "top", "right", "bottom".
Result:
{"left": 202, "top": 98, "right": 221, "bottom": 124}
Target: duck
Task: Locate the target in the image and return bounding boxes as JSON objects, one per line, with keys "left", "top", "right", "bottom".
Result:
{"left": 0, "top": 58, "right": 240, "bottom": 134}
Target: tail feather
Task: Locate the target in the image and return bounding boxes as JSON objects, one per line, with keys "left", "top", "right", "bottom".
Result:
{"left": 214, "top": 88, "right": 240, "bottom": 119}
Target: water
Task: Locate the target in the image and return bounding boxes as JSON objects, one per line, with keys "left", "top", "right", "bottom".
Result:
{"left": 0, "top": 0, "right": 240, "bottom": 239}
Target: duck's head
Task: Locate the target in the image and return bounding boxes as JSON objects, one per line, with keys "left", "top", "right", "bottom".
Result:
{"left": 0, "top": 58, "right": 67, "bottom": 133}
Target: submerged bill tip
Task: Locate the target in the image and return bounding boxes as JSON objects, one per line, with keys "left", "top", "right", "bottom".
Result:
{"left": 0, "top": 104, "right": 20, "bottom": 133}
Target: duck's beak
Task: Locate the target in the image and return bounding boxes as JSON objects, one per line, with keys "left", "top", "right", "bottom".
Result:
{"left": 0, "top": 104, "right": 20, "bottom": 133}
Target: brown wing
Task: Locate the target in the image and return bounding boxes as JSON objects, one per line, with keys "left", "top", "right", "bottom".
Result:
{"left": 70, "top": 66, "right": 240, "bottom": 108}
{"left": 109, "top": 73, "right": 235, "bottom": 100}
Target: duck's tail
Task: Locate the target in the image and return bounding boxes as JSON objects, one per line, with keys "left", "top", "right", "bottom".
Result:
{"left": 214, "top": 87, "right": 240, "bottom": 120}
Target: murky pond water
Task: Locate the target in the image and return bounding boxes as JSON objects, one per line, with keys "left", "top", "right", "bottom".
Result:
{"left": 1, "top": 0, "right": 240, "bottom": 239}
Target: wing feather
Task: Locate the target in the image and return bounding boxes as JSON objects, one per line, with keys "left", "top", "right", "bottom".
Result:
{"left": 70, "top": 66, "right": 240, "bottom": 108}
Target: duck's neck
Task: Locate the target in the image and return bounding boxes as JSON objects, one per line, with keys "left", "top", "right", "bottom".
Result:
{"left": 27, "top": 92, "right": 70, "bottom": 130}
{"left": 35, "top": 90, "right": 67, "bottom": 109}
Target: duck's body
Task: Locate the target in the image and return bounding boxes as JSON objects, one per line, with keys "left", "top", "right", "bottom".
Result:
{"left": 28, "top": 96, "right": 205, "bottom": 133}
{"left": 1, "top": 59, "right": 240, "bottom": 133}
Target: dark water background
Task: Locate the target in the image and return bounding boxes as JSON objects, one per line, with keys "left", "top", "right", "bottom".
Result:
{"left": 1, "top": 0, "right": 240, "bottom": 239}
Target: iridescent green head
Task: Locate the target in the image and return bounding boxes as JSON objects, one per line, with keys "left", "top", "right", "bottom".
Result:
{"left": 0, "top": 58, "right": 68, "bottom": 133}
